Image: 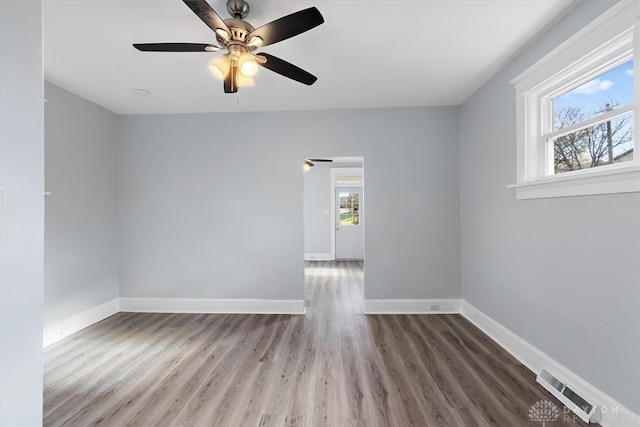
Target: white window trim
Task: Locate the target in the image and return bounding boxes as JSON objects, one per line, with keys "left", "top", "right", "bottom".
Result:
{"left": 509, "top": 1, "right": 640, "bottom": 200}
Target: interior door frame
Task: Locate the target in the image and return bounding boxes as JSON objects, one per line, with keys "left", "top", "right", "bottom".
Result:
{"left": 330, "top": 167, "right": 364, "bottom": 260}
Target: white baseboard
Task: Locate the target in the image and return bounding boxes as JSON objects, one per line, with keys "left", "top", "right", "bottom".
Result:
{"left": 43, "top": 298, "right": 119, "bottom": 347}
{"left": 461, "top": 301, "right": 639, "bottom": 427}
{"left": 304, "top": 253, "right": 333, "bottom": 261}
{"left": 119, "top": 298, "right": 306, "bottom": 315}
{"left": 364, "top": 299, "right": 461, "bottom": 314}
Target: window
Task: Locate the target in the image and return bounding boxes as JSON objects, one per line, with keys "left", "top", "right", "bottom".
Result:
{"left": 335, "top": 175, "right": 362, "bottom": 185}
{"left": 550, "top": 60, "right": 634, "bottom": 174}
{"left": 510, "top": 2, "right": 639, "bottom": 200}
{"left": 339, "top": 192, "right": 360, "bottom": 225}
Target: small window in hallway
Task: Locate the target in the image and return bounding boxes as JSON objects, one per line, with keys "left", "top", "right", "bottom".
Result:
{"left": 338, "top": 191, "right": 360, "bottom": 225}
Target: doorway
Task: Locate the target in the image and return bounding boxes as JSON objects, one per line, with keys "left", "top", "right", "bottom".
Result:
{"left": 335, "top": 188, "right": 363, "bottom": 259}
{"left": 303, "top": 160, "right": 364, "bottom": 312}
{"left": 329, "top": 167, "right": 363, "bottom": 261}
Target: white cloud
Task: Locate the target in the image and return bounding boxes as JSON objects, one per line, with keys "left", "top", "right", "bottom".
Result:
{"left": 626, "top": 69, "right": 634, "bottom": 76}
{"left": 572, "top": 78, "right": 614, "bottom": 95}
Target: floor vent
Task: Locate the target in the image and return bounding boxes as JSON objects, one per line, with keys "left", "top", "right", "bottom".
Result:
{"left": 536, "top": 369, "right": 599, "bottom": 423}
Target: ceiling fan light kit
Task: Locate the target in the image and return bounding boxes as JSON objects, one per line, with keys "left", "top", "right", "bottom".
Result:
{"left": 207, "top": 56, "right": 229, "bottom": 79}
{"left": 239, "top": 55, "right": 258, "bottom": 77}
{"left": 133, "top": 0, "right": 324, "bottom": 94}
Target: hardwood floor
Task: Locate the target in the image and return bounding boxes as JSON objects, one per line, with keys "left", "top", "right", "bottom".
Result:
{"left": 44, "top": 261, "right": 594, "bottom": 426}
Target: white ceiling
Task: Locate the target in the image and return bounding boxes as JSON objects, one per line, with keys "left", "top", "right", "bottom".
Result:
{"left": 43, "top": 0, "right": 577, "bottom": 115}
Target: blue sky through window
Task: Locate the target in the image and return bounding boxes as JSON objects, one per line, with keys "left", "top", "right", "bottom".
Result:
{"left": 553, "top": 59, "right": 634, "bottom": 116}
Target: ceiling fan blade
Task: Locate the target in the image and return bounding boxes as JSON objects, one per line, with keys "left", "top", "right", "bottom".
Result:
{"left": 224, "top": 65, "right": 238, "bottom": 93}
{"left": 256, "top": 53, "right": 317, "bottom": 86}
{"left": 133, "top": 43, "right": 220, "bottom": 52}
{"left": 307, "top": 159, "right": 332, "bottom": 162}
{"left": 183, "top": 0, "right": 232, "bottom": 38}
{"left": 247, "top": 7, "right": 324, "bottom": 48}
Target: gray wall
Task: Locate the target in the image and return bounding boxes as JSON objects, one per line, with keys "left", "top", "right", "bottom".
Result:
{"left": 118, "top": 107, "right": 461, "bottom": 301}
{"left": 304, "top": 163, "right": 331, "bottom": 254}
{"left": 460, "top": 0, "right": 639, "bottom": 413}
{"left": 44, "top": 82, "right": 119, "bottom": 326}
{"left": 0, "top": 1, "right": 45, "bottom": 424}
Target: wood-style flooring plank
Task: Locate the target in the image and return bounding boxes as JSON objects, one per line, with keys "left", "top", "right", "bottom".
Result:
{"left": 44, "top": 260, "right": 596, "bottom": 426}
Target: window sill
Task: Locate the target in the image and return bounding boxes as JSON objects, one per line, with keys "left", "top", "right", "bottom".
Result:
{"left": 507, "top": 164, "right": 640, "bottom": 200}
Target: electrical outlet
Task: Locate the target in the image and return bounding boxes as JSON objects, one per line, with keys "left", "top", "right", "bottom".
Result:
{"left": 429, "top": 304, "right": 440, "bottom": 311}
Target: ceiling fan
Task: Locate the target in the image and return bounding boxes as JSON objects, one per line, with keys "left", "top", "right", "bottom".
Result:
{"left": 304, "top": 158, "right": 332, "bottom": 171}
{"left": 133, "top": 0, "right": 324, "bottom": 93}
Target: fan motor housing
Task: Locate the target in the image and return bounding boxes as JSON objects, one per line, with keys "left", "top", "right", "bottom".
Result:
{"left": 217, "top": 18, "right": 255, "bottom": 45}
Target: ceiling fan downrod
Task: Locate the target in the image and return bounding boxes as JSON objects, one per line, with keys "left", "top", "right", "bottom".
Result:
{"left": 227, "top": 0, "right": 250, "bottom": 19}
